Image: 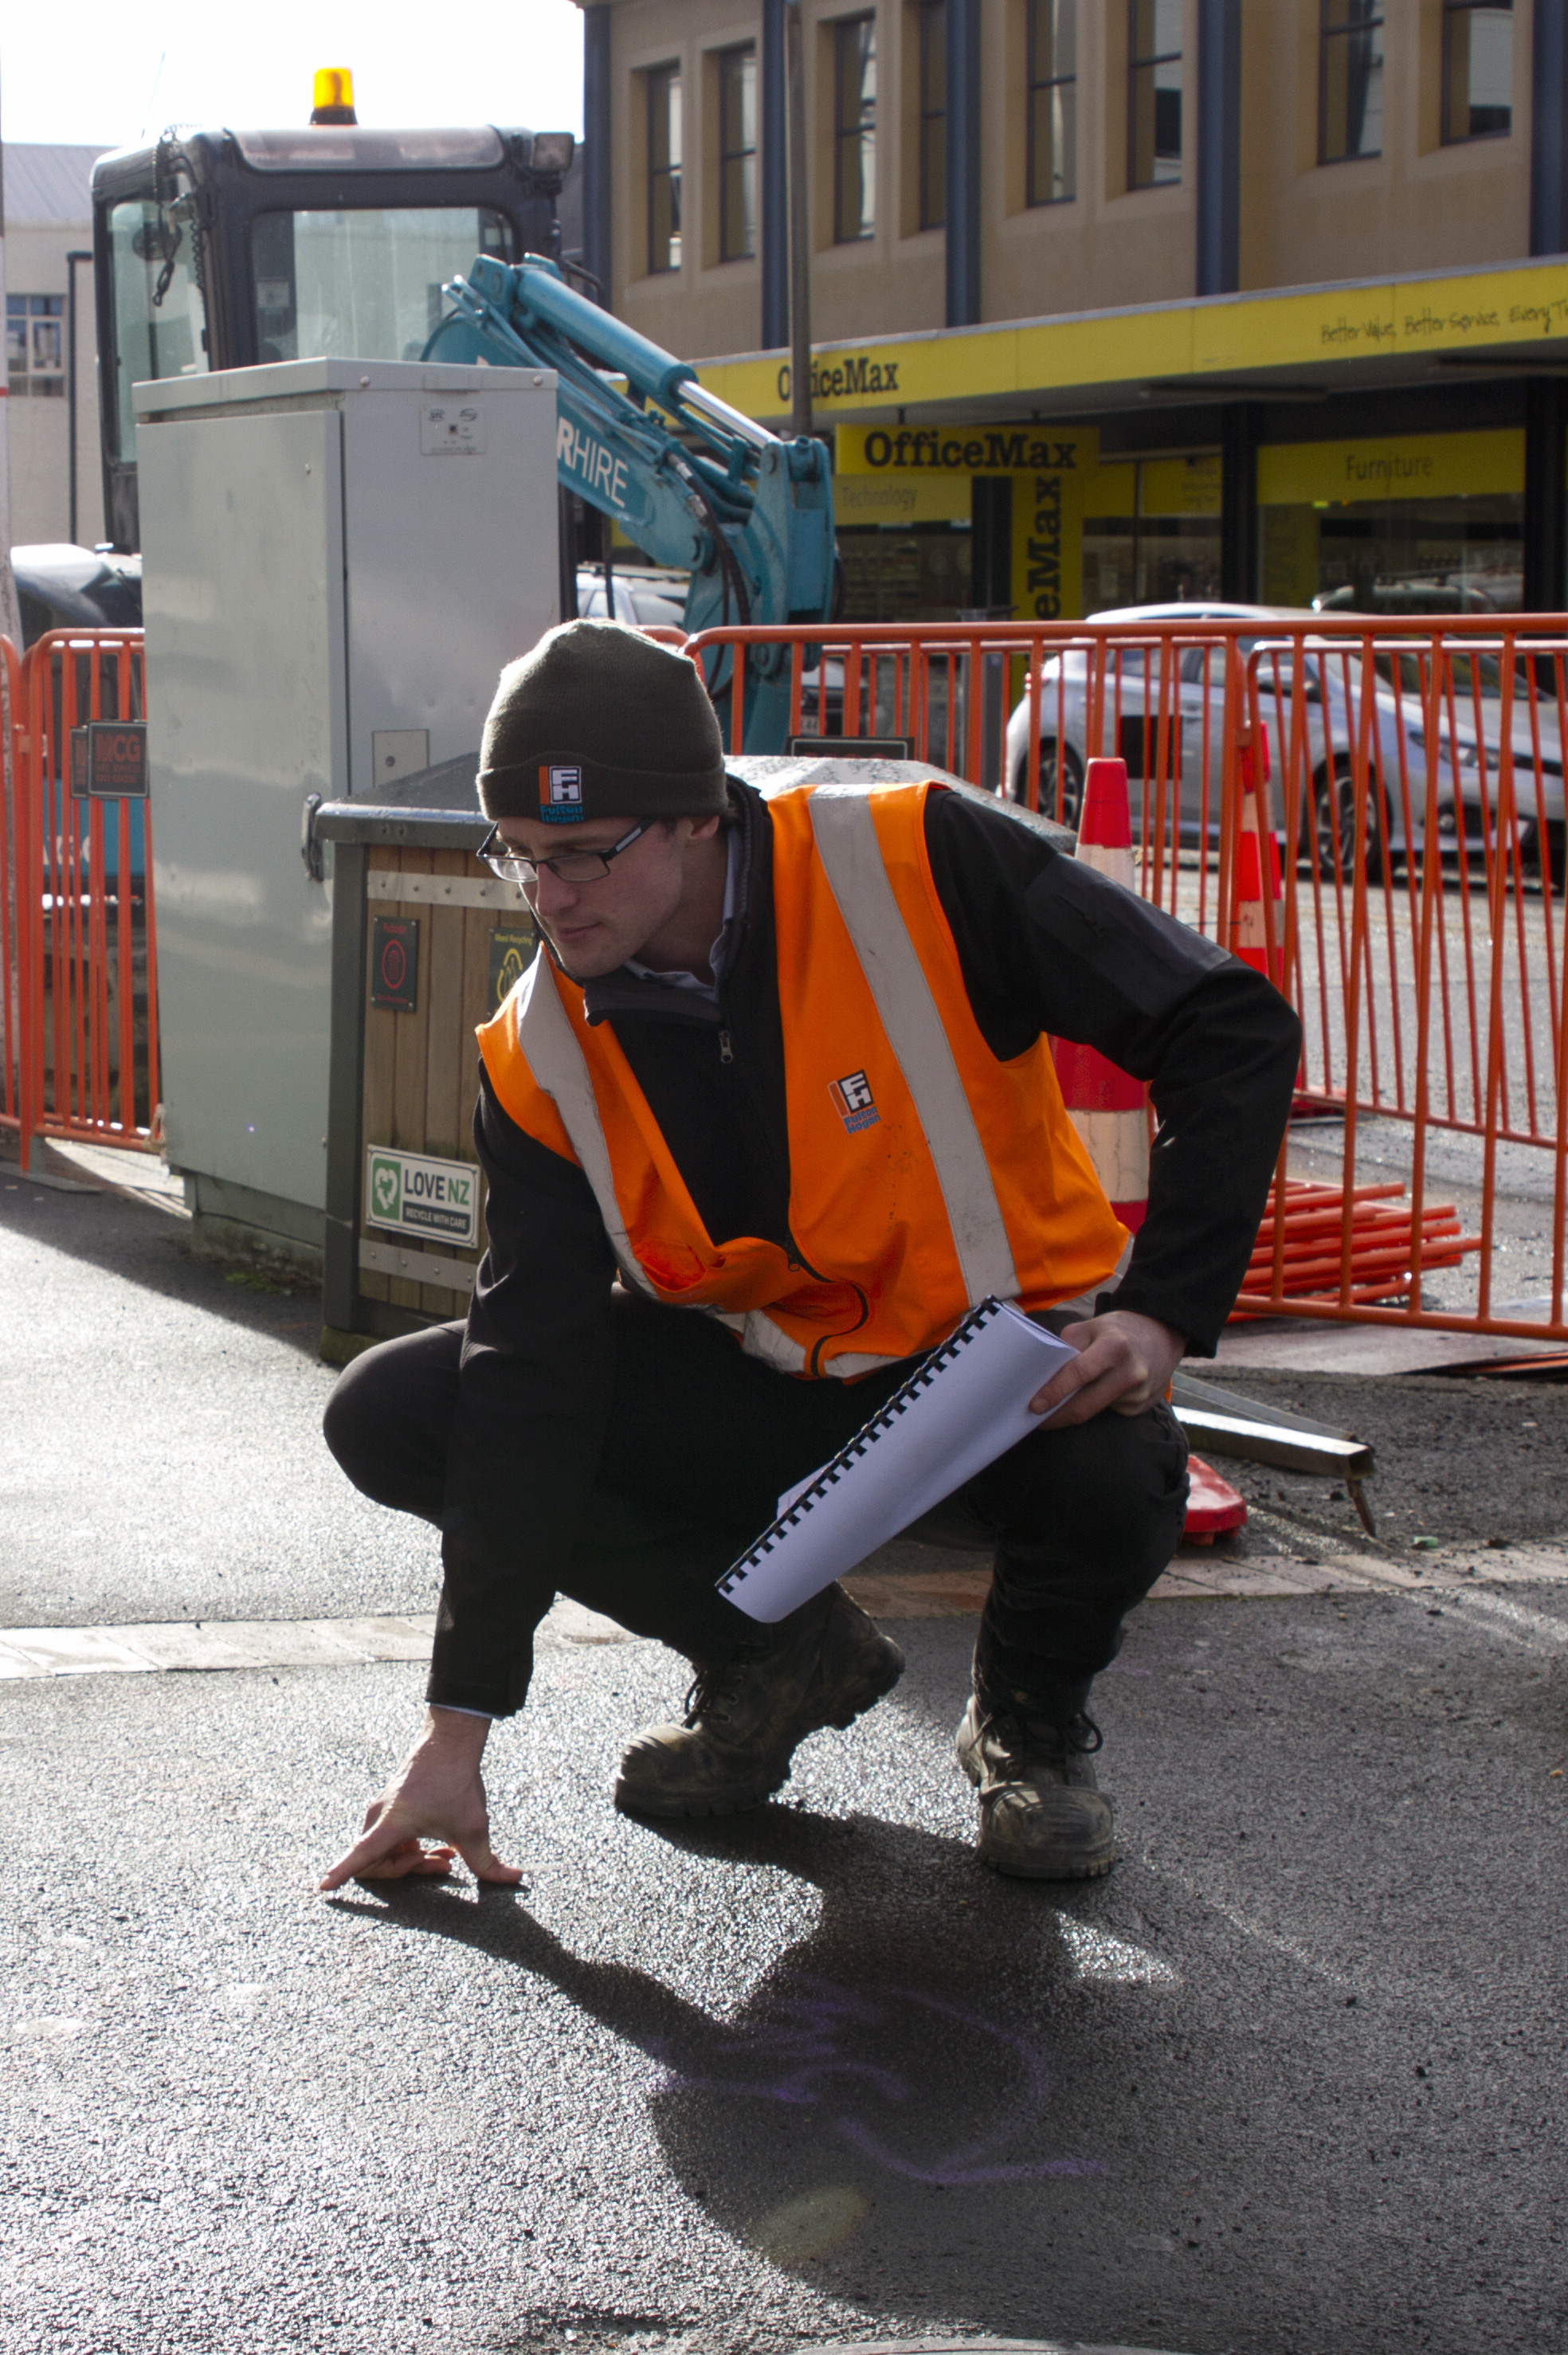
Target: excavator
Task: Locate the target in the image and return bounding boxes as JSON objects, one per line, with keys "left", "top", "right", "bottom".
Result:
{"left": 421, "top": 255, "right": 833, "bottom": 747}
{"left": 88, "top": 75, "right": 835, "bottom": 749}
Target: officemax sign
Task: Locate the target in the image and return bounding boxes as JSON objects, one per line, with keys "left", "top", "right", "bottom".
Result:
{"left": 365, "top": 1146, "right": 479, "bottom": 1248}
{"left": 775, "top": 354, "right": 902, "bottom": 403}
{"left": 837, "top": 423, "right": 1095, "bottom": 476}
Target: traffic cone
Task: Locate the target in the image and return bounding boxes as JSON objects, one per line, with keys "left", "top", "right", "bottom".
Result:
{"left": 1183, "top": 1454, "right": 1249, "bottom": 1543}
{"left": 1051, "top": 757, "right": 1151, "bottom": 1232}
{"left": 1231, "top": 730, "right": 1283, "bottom": 985}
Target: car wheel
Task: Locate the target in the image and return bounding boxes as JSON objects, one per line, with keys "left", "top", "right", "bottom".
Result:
{"left": 1312, "top": 759, "right": 1385, "bottom": 884}
{"left": 1011, "top": 740, "right": 1084, "bottom": 828}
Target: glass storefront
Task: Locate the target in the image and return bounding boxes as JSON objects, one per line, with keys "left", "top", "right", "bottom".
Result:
{"left": 837, "top": 522, "right": 974, "bottom": 621}
{"left": 1261, "top": 493, "right": 1523, "bottom": 613}
{"left": 1081, "top": 454, "right": 1221, "bottom": 613}
{"left": 1258, "top": 429, "right": 1524, "bottom": 614}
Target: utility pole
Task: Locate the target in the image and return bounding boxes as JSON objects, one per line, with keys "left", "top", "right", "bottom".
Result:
{"left": 68, "top": 249, "right": 92, "bottom": 547}
{"left": 786, "top": 0, "right": 812, "bottom": 440}
{"left": 0, "top": 93, "right": 22, "bottom": 650}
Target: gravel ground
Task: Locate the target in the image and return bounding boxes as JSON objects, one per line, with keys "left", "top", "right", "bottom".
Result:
{"left": 1198, "top": 1366, "right": 1568, "bottom": 1557}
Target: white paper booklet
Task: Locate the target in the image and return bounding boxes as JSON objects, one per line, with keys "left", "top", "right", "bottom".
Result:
{"left": 716, "top": 1299, "right": 1077, "bottom": 1624}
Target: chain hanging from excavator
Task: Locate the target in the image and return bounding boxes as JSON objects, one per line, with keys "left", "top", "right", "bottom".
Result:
{"left": 423, "top": 254, "right": 836, "bottom": 752}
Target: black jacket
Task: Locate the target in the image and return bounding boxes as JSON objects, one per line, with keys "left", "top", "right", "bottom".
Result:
{"left": 429, "top": 779, "right": 1301, "bottom": 1713}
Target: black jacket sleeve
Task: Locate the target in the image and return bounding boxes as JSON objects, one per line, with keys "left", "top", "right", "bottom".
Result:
{"left": 425, "top": 1070, "right": 617, "bottom": 1714}
{"left": 923, "top": 787, "right": 1302, "bottom": 1356}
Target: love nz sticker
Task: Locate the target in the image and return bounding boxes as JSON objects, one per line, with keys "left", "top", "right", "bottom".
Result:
{"left": 365, "top": 1146, "right": 479, "bottom": 1247}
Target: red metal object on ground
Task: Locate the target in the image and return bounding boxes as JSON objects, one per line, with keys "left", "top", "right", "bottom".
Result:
{"left": 1050, "top": 755, "right": 1151, "bottom": 1232}
{"left": 1235, "top": 1178, "right": 1483, "bottom": 1317}
{"left": 1183, "top": 1454, "right": 1249, "bottom": 1542}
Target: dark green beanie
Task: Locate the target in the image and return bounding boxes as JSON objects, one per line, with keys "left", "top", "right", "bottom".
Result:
{"left": 477, "top": 618, "right": 727, "bottom": 825}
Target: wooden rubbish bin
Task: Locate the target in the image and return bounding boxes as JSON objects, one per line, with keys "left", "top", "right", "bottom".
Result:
{"left": 316, "top": 803, "right": 535, "bottom": 1352}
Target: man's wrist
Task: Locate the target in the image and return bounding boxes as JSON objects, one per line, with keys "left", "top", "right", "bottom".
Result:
{"left": 421, "top": 1706, "right": 493, "bottom": 1755}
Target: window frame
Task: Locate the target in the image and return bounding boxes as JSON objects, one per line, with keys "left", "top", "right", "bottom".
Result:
{"left": 6, "top": 292, "right": 67, "bottom": 398}
{"left": 646, "top": 61, "right": 684, "bottom": 276}
{"left": 1127, "top": 0, "right": 1183, "bottom": 192}
{"left": 833, "top": 12, "right": 879, "bottom": 245}
{"left": 1440, "top": 0, "right": 1514, "bottom": 147}
{"left": 918, "top": 0, "right": 947, "bottom": 232}
{"left": 717, "top": 42, "right": 759, "bottom": 262}
{"left": 1026, "top": 0, "right": 1078, "bottom": 208}
{"left": 1318, "top": 0, "right": 1386, "bottom": 167}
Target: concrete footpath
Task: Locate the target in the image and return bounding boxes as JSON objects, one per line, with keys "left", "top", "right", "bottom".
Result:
{"left": 2, "top": 1156, "right": 1566, "bottom": 2355}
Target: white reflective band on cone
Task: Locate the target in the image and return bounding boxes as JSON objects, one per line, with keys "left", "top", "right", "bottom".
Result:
{"left": 1068, "top": 1106, "right": 1150, "bottom": 1205}
{"left": 1072, "top": 834, "right": 1135, "bottom": 890}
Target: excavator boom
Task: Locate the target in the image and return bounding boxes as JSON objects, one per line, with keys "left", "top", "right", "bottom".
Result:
{"left": 424, "top": 254, "right": 834, "bottom": 750}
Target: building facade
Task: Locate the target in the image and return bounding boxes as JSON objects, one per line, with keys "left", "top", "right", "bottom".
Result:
{"left": 5, "top": 145, "right": 108, "bottom": 548}
{"left": 578, "top": 0, "right": 1568, "bottom": 620}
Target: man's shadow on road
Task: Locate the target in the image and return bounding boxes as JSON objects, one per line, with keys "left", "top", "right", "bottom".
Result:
{"left": 331, "top": 1804, "right": 1125, "bottom": 2317}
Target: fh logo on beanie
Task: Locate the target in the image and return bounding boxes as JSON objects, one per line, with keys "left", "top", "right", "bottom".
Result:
{"left": 539, "top": 764, "right": 585, "bottom": 823}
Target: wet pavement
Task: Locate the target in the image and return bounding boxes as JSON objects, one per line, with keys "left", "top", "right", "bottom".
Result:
{"left": 4, "top": 1590, "right": 1566, "bottom": 2355}
{"left": 3, "top": 1165, "right": 1567, "bottom": 2355}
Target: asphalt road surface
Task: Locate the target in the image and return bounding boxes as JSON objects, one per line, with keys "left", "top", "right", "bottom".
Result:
{"left": 3, "top": 1592, "right": 1566, "bottom": 2355}
{"left": 3, "top": 1170, "right": 1566, "bottom": 2355}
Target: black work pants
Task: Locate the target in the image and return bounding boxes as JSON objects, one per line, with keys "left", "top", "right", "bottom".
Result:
{"left": 324, "top": 1294, "right": 1190, "bottom": 1723}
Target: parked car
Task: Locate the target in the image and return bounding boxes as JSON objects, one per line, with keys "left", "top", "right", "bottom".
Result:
{"left": 1004, "top": 599, "right": 1458, "bottom": 876}
{"left": 574, "top": 565, "right": 688, "bottom": 629}
{"left": 1377, "top": 645, "right": 1564, "bottom": 878}
{"left": 12, "top": 543, "right": 143, "bottom": 648}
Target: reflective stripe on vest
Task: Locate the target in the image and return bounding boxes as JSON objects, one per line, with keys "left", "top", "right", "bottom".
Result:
{"left": 808, "top": 787, "right": 1021, "bottom": 1307}
{"left": 512, "top": 950, "right": 657, "bottom": 1302}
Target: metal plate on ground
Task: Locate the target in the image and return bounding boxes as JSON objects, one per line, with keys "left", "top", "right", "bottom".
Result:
{"left": 800, "top": 2338, "right": 1197, "bottom": 2355}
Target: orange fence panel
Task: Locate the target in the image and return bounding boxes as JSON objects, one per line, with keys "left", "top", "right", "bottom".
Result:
{"left": 1, "top": 629, "right": 161, "bottom": 1170}
{"left": 690, "top": 614, "right": 1568, "bottom": 1346}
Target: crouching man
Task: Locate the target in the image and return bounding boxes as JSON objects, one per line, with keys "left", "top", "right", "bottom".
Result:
{"left": 319, "top": 620, "right": 1298, "bottom": 1892}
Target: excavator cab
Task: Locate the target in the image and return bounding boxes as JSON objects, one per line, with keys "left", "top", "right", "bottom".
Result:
{"left": 90, "top": 108, "right": 575, "bottom": 552}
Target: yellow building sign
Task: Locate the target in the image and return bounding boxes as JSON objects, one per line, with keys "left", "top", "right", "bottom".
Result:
{"left": 696, "top": 261, "right": 1568, "bottom": 426}
{"left": 1257, "top": 429, "right": 1524, "bottom": 506}
{"left": 837, "top": 424, "right": 1100, "bottom": 476}
{"left": 832, "top": 473, "right": 970, "bottom": 526}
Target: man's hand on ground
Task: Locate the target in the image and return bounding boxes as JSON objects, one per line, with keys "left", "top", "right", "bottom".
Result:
{"left": 318, "top": 1706, "right": 523, "bottom": 1892}
{"left": 1028, "top": 1310, "right": 1187, "bottom": 1428}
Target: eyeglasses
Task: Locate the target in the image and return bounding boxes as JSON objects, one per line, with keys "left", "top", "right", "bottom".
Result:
{"left": 477, "top": 820, "right": 649, "bottom": 888}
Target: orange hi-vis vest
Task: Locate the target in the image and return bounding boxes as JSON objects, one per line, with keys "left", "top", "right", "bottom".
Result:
{"left": 476, "top": 781, "right": 1129, "bottom": 1378}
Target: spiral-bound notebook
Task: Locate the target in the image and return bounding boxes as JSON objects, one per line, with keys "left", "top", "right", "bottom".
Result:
{"left": 716, "top": 1299, "right": 1078, "bottom": 1624}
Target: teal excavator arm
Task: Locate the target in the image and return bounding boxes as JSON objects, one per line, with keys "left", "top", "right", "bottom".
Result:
{"left": 423, "top": 253, "right": 834, "bottom": 750}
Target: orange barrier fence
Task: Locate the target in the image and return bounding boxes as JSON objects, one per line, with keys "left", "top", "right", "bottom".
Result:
{"left": 691, "top": 616, "right": 1568, "bottom": 1344}
{"left": 1, "top": 629, "right": 160, "bottom": 1173}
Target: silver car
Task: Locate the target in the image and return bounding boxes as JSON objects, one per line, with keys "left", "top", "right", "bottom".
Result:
{"left": 1378, "top": 645, "right": 1564, "bottom": 877}
{"left": 1004, "top": 600, "right": 1458, "bottom": 876}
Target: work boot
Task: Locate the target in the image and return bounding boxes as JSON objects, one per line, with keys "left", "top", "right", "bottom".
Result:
{"left": 613, "top": 1587, "right": 904, "bottom": 1818}
{"left": 955, "top": 1694, "right": 1117, "bottom": 1879}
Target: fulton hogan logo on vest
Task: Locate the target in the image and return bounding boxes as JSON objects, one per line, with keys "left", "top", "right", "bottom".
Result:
{"left": 829, "top": 1072, "right": 880, "bottom": 1133}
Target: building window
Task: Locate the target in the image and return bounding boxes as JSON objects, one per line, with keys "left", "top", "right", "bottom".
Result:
{"left": 1027, "top": 0, "right": 1077, "bottom": 206}
{"left": 718, "top": 45, "right": 759, "bottom": 261}
{"left": 647, "top": 63, "right": 683, "bottom": 273}
{"left": 6, "top": 294, "right": 66, "bottom": 398}
{"left": 1128, "top": 0, "right": 1182, "bottom": 189}
{"left": 1319, "top": 1, "right": 1384, "bottom": 163}
{"left": 919, "top": 1, "right": 947, "bottom": 229}
{"left": 1442, "top": 0, "right": 1512, "bottom": 143}
{"left": 834, "top": 14, "right": 878, "bottom": 242}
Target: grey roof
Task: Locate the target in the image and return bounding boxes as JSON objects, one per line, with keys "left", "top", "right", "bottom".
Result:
{"left": 3, "top": 144, "right": 110, "bottom": 228}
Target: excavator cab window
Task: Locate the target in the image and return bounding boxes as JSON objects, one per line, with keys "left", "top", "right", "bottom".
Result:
{"left": 249, "top": 206, "right": 515, "bottom": 365}
{"left": 107, "top": 197, "right": 211, "bottom": 460}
